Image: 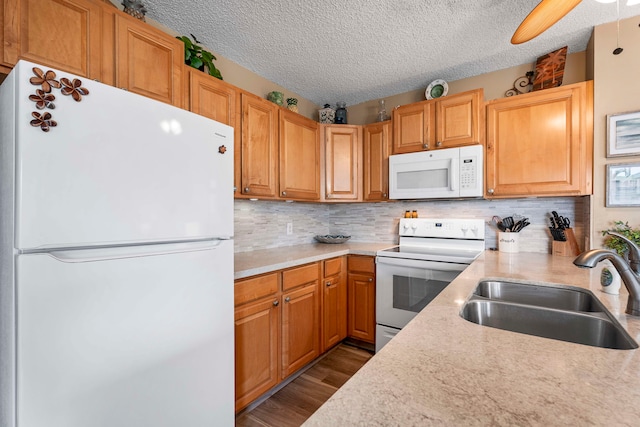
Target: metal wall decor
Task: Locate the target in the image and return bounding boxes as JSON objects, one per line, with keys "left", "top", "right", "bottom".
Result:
{"left": 505, "top": 71, "right": 534, "bottom": 97}
{"left": 28, "top": 67, "right": 90, "bottom": 132}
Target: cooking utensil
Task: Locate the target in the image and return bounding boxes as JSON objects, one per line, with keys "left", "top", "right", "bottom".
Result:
{"left": 502, "top": 216, "right": 514, "bottom": 232}
{"left": 491, "top": 216, "right": 506, "bottom": 232}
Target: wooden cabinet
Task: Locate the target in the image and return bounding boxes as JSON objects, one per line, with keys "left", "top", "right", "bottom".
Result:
{"left": 2, "top": 0, "right": 103, "bottom": 78}
{"left": 279, "top": 109, "right": 321, "bottom": 201}
{"left": 234, "top": 273, "right": 280, "bottom": 412}
{"left": 321, "top": 257, "right": 347, "bottom": 352}
{"left": 347, "top": 255, "right": 376, "bottom": 343}
{"left": 112, "top": 13, "right": 183, "bottom": 106}
{"left": 321, "top": 124, "right": 362, "bottom": 201}
{"left": 363, "top": 121, "right": 391, "bottom": 201}
{"left": 281, "top": 282, "right": 320, "bottom": 378}
{"left": 485, "top": 81, "right": 593, "bottom": 198}
{"left": 239, "top": 92, "right": 279, "bottom": 198}
{"left": 392, "top": 89, "right": 483, "bottom": 154}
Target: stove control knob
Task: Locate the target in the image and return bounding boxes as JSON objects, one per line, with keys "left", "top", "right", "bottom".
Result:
{"left": 461, "top": 226, "right": 469, "bottom": 235}
{"left": 471, "top": 225, "right": 479, "bottom": 235}
{"left": 410, "top": 224, "right": 418, "bottom": 233}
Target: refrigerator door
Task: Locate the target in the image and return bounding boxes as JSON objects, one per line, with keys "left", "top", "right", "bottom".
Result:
{"left": 12, "top": 60, "right": 233, "bottom": 250}
{"left": 15, "top": 240, "right": 234, "bottom": 427}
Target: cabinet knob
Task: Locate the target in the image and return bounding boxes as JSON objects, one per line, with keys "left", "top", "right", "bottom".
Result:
{"left": 383, "top": 193, "right": 387, "bottom": 198}
{"left": 282, "top": 191, "right": 287, "bottom": 196}
{"left": 273, "top": 300, "right": 279, "bottom": 307}
{"left": 368, "top": 278, "right": 373, "bottom": 282}
{"left": 285, "top": 296, "right": 291, "bottom": 303}
{"left": 326, "top": 281, "right": 332, "bottom": 287}
{"left": 422, "top": 143, "right": 429, "bottom": 149}
{"left": 244, "top": 187, "right": 250, "bottom": 193}
{"left": 488, "top": 188, "right": 495, "bottom": 194}
{"left": 436, "top": 141, "right": 442, "bottom": 147}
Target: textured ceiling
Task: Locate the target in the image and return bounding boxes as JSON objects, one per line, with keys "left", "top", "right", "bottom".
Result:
{"left": 143, "top": 0, "right": 640, "bottom": 106}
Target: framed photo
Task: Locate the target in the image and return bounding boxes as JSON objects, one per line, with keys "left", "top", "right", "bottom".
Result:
{"left": 606, "top": 162, "right": 640, "bottom": 207}
{"left": 607, "top": 110, "right": 640, "bottom": 157}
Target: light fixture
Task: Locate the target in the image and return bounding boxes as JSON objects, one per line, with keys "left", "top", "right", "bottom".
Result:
{"left": 614, "top": 0, "right": 624, "bottom": 54}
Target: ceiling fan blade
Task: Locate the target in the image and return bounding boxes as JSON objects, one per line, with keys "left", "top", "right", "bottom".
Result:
{"left": 511, "top": 0, "right": 582, "bottom": 44}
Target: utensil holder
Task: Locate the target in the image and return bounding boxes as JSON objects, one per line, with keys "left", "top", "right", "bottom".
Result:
{"left": 552, "top": 228, "right": 580, "bottom": 257}
{"left": 498, "top": 232, "right": 519, "bottom": 253}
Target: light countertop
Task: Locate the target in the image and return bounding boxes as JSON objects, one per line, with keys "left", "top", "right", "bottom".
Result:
{"left": 303, "top": 251, "right": 640, "bottom": 426}
{"left": 234, "top": 242, "right": 394, "bottom": 279}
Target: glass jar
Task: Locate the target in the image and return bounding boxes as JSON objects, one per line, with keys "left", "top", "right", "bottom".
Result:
{"left": 377, "top": 99, "right": 388, "bottom": 122}
{"left": 335, "top": 101, "right": 347, "bottom": 124}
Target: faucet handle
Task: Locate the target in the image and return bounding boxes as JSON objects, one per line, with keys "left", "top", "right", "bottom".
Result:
{"left": 607, "top": 231, "right": 640, "bottom": 274}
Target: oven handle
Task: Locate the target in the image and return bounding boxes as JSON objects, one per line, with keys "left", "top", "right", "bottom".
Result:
{"left": 376, "top": 256, "right": 468, "bottom": 271}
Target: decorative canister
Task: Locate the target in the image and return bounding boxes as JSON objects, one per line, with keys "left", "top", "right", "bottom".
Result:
{"left": 286, "top": 98, "right": 298, "bottom": 113}
{"left": 335, "top": 101, "right": 347, "bottom": 124}
{"left": 267, "top": 91, "right": 284, "bottom": 106}
{"left": 318, "top": 104, "right": 335, "bottom": 124}
{"left": 377, "top": 99, "right": 388, "bottom": 122}
{"left": 121, "top": 0, "right": 147, "bottom": 21}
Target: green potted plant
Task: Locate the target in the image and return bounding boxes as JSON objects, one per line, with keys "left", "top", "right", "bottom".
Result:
{"left": 176, "top": 33, "right": 223, "bottom": 80}
{"left": 602, "top": 220, "right": 640, "bottom": 257}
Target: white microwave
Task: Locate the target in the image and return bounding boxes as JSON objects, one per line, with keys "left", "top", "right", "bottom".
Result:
{"left": 389, "top": 145, "right": 483, "bottom": 199}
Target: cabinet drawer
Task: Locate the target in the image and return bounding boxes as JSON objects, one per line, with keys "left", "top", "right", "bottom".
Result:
{"left": 348, "top": 255, "right": 375, "bottom": 274}
{"left": 323, "top": 257, "right": 343, "bottom": 278}
{"left": 235, "top": 273, "right": 279, "bottom": 306}
{"left": 282, "top": 263, "right": 319, "bottom": 291}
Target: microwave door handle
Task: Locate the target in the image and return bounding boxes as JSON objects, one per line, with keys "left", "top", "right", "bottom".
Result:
{"left": 450, "top": 159, "right": 459, "bottom": 191}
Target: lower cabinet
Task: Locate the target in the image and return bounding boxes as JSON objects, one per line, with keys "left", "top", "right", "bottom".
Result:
{"left": 281, "top": 282, "right": 320, "bottom": 378}
{"left": 321, "top": 257, "right": 347, "bottom": 352}
{"left": 347, "top": 255, "right": 376, "bottom": 343}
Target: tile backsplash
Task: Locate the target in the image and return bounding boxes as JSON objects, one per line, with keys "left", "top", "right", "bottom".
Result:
{"left": 234, "top": 197, "right": 589, "bottom": 254}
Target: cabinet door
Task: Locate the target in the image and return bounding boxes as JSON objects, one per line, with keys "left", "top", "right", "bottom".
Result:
{"left": 240, "top": 93, "right": 279, "bottom": 198}
{"left": 486, "top": 81, "right": 593, "bottom": 197}
{"left": 234, "top": 296, "right": 280, "bottom": 412}
{"left": 363, "top": 121, "right": 391, "bottom": 201}
{"left": 435, "top": 89, "right": 483, "bottom": 149}
{"left": 279, "top": 109, "right": 321, "bottom": 200}
{"left": 186, "top": 69, "right": 236, "bottom": 126}
{"left": 347, "top": 272, "right": 376, "bottom": 343}
{"left": 392, "top": 101, "right": 435, "bottom": 153}
{"left": 322, "top": 273, "right": 347, "bottom": 351}
{"left": 3, "top": 0, "right": 102, "bottom": 78}
{"left": 281, "top": 282, "right": 320, "bottom": 378}
{"left": 323, "top": 124, "right": 361, "bottom": 201}
{"left": 115, "top": 14, "right": 183, "bottom": 106}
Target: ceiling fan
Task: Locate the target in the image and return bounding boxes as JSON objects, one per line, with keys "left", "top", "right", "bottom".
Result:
{"left": 511, "top": 0, "right": 582, "bottom": 44}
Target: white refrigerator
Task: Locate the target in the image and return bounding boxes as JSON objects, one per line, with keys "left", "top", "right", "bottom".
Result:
{"left": 0, "top": 60, "right": 235, "bottom": 427}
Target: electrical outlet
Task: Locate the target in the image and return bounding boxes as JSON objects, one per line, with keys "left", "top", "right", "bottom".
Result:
{"left": 286, "top": 222, "right": 293, "bottom": 235}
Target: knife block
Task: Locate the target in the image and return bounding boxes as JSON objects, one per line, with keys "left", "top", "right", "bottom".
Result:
{"left": 552, "top": 228, "right": 580, "bottom": 257}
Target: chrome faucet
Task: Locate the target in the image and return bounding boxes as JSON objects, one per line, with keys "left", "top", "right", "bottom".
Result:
{"left": 573, "top": 232, "right": 640, "bottom": 316}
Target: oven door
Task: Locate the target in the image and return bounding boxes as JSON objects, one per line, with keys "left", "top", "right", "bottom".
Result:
{"left": 375, "top": 256, "right": 467, "bottom": 330}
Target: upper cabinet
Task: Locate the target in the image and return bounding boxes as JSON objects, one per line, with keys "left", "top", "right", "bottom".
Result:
{"left": 485, "top": 81, "right": 593, "bottom": 198}
{"left": 279, "top": 110, "right": 321, "bottom": 201}
{"left": 2, "top": 0, "right": 103, "bottom": 78}
{"left": 321, "top": 124, "right": 362, "bottom": 201}
{"left": 111, "top": 13, "right": 183, "bottom": 107}
{"left": 239, "top": 92, "right": 279, "bottom": 198}
{"left": 363, "top": 121, "right": 391, "bottom": 201}
{"left": 185, "top": 69, "right": 237, "bottom": 126}
{"left": 392, "top": 89, "right": 484, "bottom": 154}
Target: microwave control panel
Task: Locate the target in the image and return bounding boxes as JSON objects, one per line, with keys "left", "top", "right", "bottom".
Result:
{"left": 459, "top": 145, "right": 483, "bottom": 197}
{"left": 460, "top": 157, "right": 477, "bottom": 189}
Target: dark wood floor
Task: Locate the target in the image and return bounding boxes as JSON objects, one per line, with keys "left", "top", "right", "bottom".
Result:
{"left": 235, "top": 343, "right": 373, "bottom": 427}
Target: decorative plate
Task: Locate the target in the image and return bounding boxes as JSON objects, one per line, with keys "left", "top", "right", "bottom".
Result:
{"left": 314, "top": 235, "right": 351, "bottom": 244}
{"left": 425, "top": 79, "right": 448, "bottom": 100}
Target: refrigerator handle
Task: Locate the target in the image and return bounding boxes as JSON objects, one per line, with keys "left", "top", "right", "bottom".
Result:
{"left": 46, "top": 240, "right": 226, "bottom": 263}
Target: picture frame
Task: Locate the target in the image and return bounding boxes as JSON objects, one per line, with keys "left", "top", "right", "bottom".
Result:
{"left": 607, "top": 110, "right": 640, "bottom": 157}
{"left": 606, "top": 162, "right": 640, "bottom": 207}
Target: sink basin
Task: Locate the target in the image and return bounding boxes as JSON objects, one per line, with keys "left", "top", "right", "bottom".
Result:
{"left": 474, "top": 280, "right": 602, "bottom": 312}
{"left": 461, "top": 281, "right": 638, "bottom": 350}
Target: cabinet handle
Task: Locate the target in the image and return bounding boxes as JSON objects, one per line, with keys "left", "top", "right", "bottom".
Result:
{"left": 488, "top": 188, "right": 495, "bottom": 194}
{"left": 282, "top": 191, "right": 287, "bottom": 196}
{"left": 326, "top": 281, "right": 332, "bottom": 287}
{"left": 422, "top": 143, "right": 429, "bottom": 149}
{"left": 244, "top": 187, "right": 250, "bottom": 193}
{"left": 273, "top": 300, "right": 279, "bottom": 307}
{"left": 285, "top": 296, "right": 291, "bottom": 303}
{"left": 436, "top": 141, "right": 442, "bottom": 147}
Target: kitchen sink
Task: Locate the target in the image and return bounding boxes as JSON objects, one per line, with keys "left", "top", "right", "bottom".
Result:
{"left": 473, "top": 280, "right": 602, "bottom": 312}
{"left": 461, "top": 281, "right": 638, "bottom": 350}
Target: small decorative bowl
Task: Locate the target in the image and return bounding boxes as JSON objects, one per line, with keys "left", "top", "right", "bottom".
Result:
{"left": 314, "top": 235, "right": 351, "bottom": 244}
